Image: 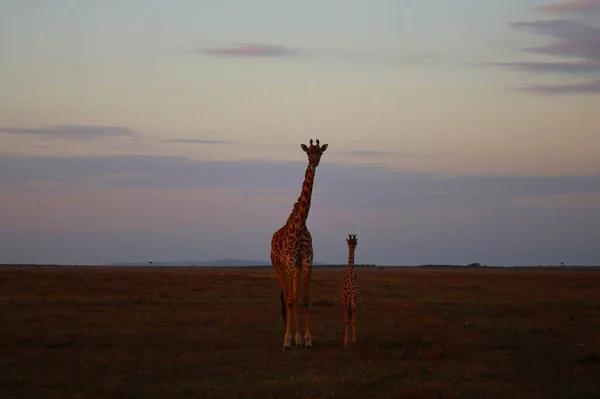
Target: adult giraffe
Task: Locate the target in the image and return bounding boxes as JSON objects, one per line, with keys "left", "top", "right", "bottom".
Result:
{"left": 271, "top": 139, "right": 328, "bottom": 349}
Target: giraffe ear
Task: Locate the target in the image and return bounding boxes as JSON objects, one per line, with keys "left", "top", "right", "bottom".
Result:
{"left": 301, "top": 144, "right": 309, "bottom": 152}
{"left": 320, "top": 143, "right": 328, "bottom": 152}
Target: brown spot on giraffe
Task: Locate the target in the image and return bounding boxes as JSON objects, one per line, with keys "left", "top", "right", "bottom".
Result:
{"left": 271, "top": 139, "right": 328, "bottom": 349}
{"left": 342, "top": 234, "right": 360, "bottom": 347}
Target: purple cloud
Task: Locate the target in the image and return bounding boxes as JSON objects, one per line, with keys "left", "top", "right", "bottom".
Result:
{"left": 0, "top": 125, "right": 136, "bottom": 140}
{"left": 538, "top": 0, "right": 600, "bottom": 15}
{"left": 518, "top": 80, "right": 600, "bottom": 94}
{"left": 510, "top": 19, "right": 598, "bottom": 40}
{"left": 202, "top": 43, "right": 306, "bottom": 58}
{"left": 510, "top": 20, "right": 600, "bottom": 61}
{"left": 525, "top": 37, "right": 600, "bottom": 60}
{"left": 492, "top": 2, "right": 600, "bottom": 95}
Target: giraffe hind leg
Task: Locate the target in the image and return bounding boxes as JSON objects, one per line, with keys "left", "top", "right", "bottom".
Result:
{"left": 272, "top": 256, "right": 292, "bottom": 348}
{"left": 271, "top": 254, "right": 286, "bottom": 327}
{"left": 280, "top": 290, "right": 286, "bottom": 327}
{"left": 283, "top": 289, "right": 293, "bottom": 349}
{"left": 279, "top": 268, "right": 293, "bottom": 349}
{"left": 282, "top": 264, "right": 298, "bottom": 349}
{"left": 293, "top": 267, "right": 302, "bottom": 346}
{"left": 301, "top": 241, "right": 313, "bottom": 348}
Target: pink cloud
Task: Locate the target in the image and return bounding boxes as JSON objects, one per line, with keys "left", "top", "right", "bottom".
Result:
{"left": 203, "top": 43, "right": 305, "bottom": 58}
{"left": 538, "top": 0, "right": 600, "bottom": 14}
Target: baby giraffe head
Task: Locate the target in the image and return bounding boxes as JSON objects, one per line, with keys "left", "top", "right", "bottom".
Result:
{"left": 346, "top": 234, "right": 358, "bottom": 249}
{"left": 300, "top": 139, "right": 328, "bottom": 169}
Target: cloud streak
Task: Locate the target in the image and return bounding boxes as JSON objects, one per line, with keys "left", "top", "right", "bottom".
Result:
{"left": 0, "top": 125, "right": 137, "bottom": 140}
{"left": 202, "top": 43, "right": 306, "bottom": 58}
{"left": 341, "top": 150, "right": 411, "bottom": 157}
{"left": 486, "top": 61, "right": 600, "bottom": 74}
{"left": 199, "top": 42, "right": 441, "bottom": 67}
{"left": 518, "top": 80, "right": 600, "bottom": 94}
{"left": 164, "top": 138, "right": 235, "bottom": 144}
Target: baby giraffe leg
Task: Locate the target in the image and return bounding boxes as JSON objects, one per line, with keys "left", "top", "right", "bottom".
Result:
{"left": 351, "top": 306, "right": 357, "bottom": 343}
{"left": 343, "top": 303, "right": 350, "bottom": 347}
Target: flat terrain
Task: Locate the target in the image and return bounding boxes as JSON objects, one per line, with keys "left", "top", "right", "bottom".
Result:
{"left": 1, "top": 266, "right": 599, "bottom": 399}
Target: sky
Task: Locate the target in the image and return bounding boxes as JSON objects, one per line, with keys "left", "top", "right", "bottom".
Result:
{"left": 1, "top": 0, "right": 599, "bottom": 266}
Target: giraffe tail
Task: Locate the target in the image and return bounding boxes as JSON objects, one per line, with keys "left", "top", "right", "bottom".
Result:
{"left": 348, "top": 302, "right": 352, "bottom": 320}
{"left": 280, "top": 290, "right": 286, "bottom": 326}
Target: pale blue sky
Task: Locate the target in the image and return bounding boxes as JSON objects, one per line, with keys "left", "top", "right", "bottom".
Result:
{"left": 1, "top": 0, "right": 599, "bottom": 265}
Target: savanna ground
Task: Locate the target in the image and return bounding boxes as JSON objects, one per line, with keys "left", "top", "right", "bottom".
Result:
{"left": 1, "top": 266, "right": 599, "bottom": 399}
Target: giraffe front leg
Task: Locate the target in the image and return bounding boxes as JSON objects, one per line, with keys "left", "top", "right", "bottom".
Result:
{"left": 300, "top": 232, "right": 314, "bottom": 348}
{"left": 282, "top": 285, "right": 293, "bottom": 349}
{"left": 294, "top": 298, "right": 302, "bottom": 346}
{"left": 293, "top": 268, "right": 302, "bottom": 346}
{"left": 283, "top": 301, "right": 293, "bottom": 349}
{"left": 302, "top": 268, "right": 313, "bottom": 348}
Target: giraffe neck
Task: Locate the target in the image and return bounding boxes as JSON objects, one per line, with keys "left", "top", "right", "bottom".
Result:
{"left": 291, "top": 164, "right": 316, "bottom": 227}
{"left": 347, "top": 248, "right": 355, "bottom": 274}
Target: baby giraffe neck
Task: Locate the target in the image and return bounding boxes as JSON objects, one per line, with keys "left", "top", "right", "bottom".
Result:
{"left": 347, "top": 248, "right": 355, "bottom": 271}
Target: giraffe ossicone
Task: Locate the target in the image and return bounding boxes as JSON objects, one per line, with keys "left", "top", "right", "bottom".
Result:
{"left": 270, "top": 139, "right": 328, "bottom": 349}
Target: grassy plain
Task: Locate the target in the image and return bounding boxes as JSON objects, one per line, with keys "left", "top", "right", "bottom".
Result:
{"left": 1, "top": 265, "right": 599, "bottom": 398}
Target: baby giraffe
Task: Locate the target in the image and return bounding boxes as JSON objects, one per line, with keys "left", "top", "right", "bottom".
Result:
{"left": 341, "top": 234, "right": 360, "bottom": 347}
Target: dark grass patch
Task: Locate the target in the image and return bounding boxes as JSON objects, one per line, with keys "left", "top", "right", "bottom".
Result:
{"left": 312, "top": 299, "right": 335, "bottom": 307}
{"left": 582, "top": 350, "right": 600, "bottom": 364}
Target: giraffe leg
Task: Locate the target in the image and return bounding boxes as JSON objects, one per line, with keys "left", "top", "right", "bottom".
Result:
{"left": 283, "top": 270, "right": 294, "bottom": 349}
{"left": 301, "top": 270, "right": 313, "bottom": 347}
{"left": 301, "top": 240, "right": 313, "bottom": 348}
{"left": 283, "top": 294, "right": 293, "bottom": 349}
{"left": 343, "top": 302, "right": 350, "bottom": 347}
{"left": 351, "top": 305, "right": 357, "bottom": 343}
{"left": 293, "top": 267, "right": 302, "bottom": 346}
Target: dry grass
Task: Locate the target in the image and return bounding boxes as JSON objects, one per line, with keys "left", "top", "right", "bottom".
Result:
{"left": 1, "top": 266, "right": 599, "bottom": 398}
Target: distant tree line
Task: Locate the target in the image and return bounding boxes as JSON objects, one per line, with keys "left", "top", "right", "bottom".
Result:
{"left": 319, "top": 264, "right": 377, "bottom": 268}
{"left": 418, "top": 263, "right": 487, "bottom": 268}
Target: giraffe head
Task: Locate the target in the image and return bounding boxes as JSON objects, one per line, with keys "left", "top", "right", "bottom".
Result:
{"left": 346, "top": 234, "right": 358, "bottom": 249}
{"left": 300, "top": 139, "right": 328, "bottom": 169}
